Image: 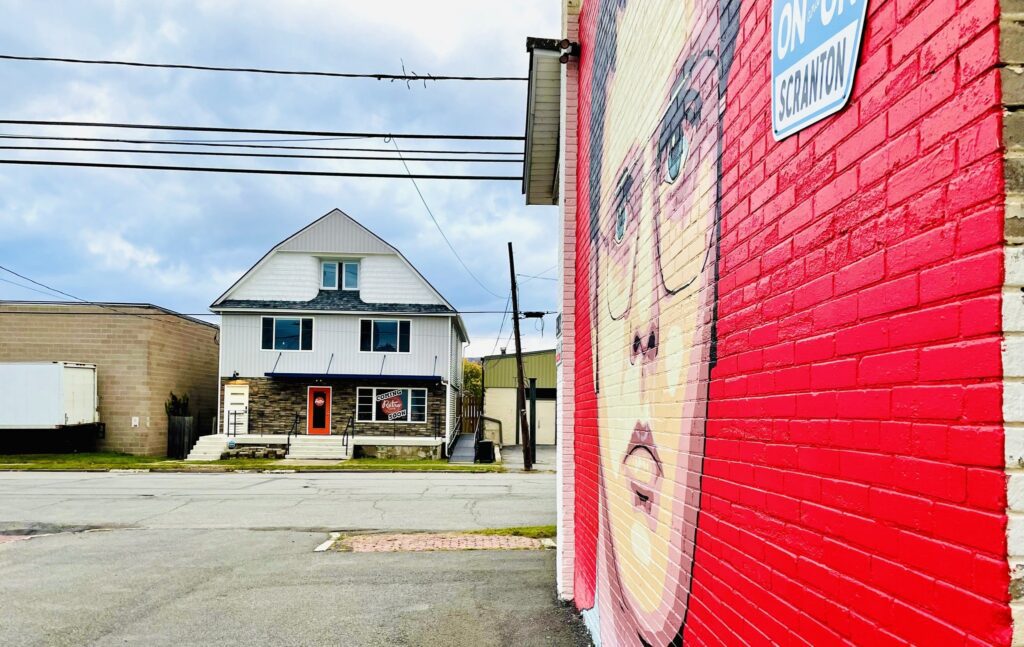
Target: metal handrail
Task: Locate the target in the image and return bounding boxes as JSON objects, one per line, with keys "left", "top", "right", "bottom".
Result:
{"left": 446, "top": 416, "right": 461, "bottom": 458}
{"left": 226, "top": 409, "right": 246, "bottom": 437}
{"left": 286, "top": 412, "right": 301, "bottom": 454}
{"left": 472, "top": 416, "right": 485, "bottom": 462}
{"left": 339, "top": 414, "right": 354, "bottom": 454}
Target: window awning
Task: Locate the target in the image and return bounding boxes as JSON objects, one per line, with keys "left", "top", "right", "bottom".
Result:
{"left": 522, "top": 37, "right": 563, "bottom": 206}
{"left": 264, "top": 372, "right": 442, "bottom": 383}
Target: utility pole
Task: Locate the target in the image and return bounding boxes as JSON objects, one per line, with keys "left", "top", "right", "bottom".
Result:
{"left": 508, "top": 242, "right": 533, "bottom": 471}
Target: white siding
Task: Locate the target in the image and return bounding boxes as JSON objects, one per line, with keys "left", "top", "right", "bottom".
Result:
{"left": 220, "top": 313, "right": 455, "bottom": 378}
{"left": 360, "top": 256, "right": 443, "bottom": 305}
{"left": 231, "top": 253, "right": 319, "bottom": 301}
{"left": 278, "top": 209, "right": 394, "bottom": 255}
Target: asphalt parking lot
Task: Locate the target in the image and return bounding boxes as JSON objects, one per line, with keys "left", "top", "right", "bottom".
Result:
{"left": 0, "top": 472, "right": 587, "bottom": 646}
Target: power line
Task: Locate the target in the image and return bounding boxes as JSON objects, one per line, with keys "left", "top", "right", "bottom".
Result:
{"left": 0, "top": 308, "right": 555, "bottom": 316}
{"left": 0, "top": 54, "right": 528, "bottom": 82}
{"left": 517, "top": 273, "right": 557, "bottom": 281}
{"left": 0, "top": 134, "right": 524, "bottom": 155}
{"left": 0, "top": 265, "right": 165, "bottom": 325}
{"left": 0, "top": 145, "right": 521, "bottom": 164}
{"left": 392, "top": 141, "right": 506, "bottom": 298}
{"left": 0, "top": 159, "right": 522, "bottom": 181}
{"left": 0, "top": 276, "right": 64, "bottom": 299}
{"left": 490, "top": 291, "right": 513, "bottom": 356}
{"left": 0, "top": 119, "right": 525, "bottom": 141}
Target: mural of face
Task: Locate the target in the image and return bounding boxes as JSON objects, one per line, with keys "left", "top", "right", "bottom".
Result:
{"left": 588, "top": 0, "right": 725, "bottom": 643}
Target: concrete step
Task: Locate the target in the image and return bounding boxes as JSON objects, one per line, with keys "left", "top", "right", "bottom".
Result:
{"left": 286, "top": 437, "right": 352, "bottom": 460}
{"left": 185, "top": 435, "right": 229, "bottom": 462}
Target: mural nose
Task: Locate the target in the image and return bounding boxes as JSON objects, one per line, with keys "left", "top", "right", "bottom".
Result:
{"left": 630, "top": 324, "right": 659, "bottom": 364}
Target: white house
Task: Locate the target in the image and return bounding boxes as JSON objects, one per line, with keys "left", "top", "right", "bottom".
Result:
{"left": 188, "top": 208, "right": 469, "bottom": 461}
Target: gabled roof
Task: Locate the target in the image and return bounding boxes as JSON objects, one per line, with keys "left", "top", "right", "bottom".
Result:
{"left": 209, "top": 208, "right": 468, "bottom": 341}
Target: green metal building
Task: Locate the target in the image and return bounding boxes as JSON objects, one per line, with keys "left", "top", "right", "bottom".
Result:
{"left": 480, "top": 349, "right": 556, "bottom": 445}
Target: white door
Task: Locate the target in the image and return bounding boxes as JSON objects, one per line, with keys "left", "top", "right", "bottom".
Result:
{"left": 223, "top": 384, "right": 249, "bottom": 435}
{"left": 62, "top": 364, "right": 97, "bottom": 426}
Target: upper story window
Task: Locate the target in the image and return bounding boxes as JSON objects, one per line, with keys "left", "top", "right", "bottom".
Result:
{"left": 262, "top": 316, "right": 313, "bottom": 351}
{"left": 321, "top": 262, "right": 338, "bottom": 289}
{"left": 321, "top": 260, "right": 359, "bottom": 291}
{"left": 342, "top": 261, "right": 359, "bottom": 290}
{"left": 360, "top": 319, "right": 410, "bottom": 353}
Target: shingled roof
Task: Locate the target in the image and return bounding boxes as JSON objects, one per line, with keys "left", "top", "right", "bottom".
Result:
{"left": 214, "top": 289, "right": 454, "bottom": 314}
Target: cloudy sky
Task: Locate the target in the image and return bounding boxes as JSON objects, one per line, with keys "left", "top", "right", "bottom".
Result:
{"left": 0, "top": 0, "right": 561, "bottom": 357}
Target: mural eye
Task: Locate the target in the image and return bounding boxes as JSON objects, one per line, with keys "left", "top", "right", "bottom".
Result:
{"left": 614, "top": 203, "right": 628, "bottom": 243}
{"left": 664, "top": 126, "right": 689, "bottom": 184}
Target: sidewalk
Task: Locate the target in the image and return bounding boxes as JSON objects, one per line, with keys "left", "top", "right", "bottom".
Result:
{"left": 500, "top": 445, "right": 555, "bottom": 471}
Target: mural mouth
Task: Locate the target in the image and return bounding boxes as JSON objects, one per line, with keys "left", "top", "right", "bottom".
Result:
{"left": 624, "top": 422, "right": 663, "bottom": 516}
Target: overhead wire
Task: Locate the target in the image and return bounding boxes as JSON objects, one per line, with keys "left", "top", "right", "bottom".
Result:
{"left": 0, "top": 264, "right": 166, "bottom": 325}
{"left": 0, "top": 275, "right": 65, "bottom": 299}
{"left": 0, "top": 159, "right": 521, "bottom": 180}
{"left": 489, "top": 291, "right": 513, "bottom": 356}
{"left": 0, "top": 133, "right": 524, "bottom": 155}
{"left": 391, "top": 140, "right": 507, "bottom": 298}
{"left": 517, "top": 273, "right": 557, "bottom": 281}
{"left": 0, "top": 119, "right": 524, "bottom": 141}
{"left": 0, "top": 54, "right": 528, "bottom": 82}
{"left": 0, "top": 145, "right": 521, "bottom": 164}
{"left": 0, "top": 308, "right": 556, "bottom": 316}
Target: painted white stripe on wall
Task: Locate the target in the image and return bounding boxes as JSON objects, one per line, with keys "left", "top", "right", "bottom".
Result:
{"left": 1005, "top": 191, "right": 1024, "bottom": 643}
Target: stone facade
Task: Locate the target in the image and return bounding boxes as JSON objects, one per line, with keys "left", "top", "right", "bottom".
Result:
{"left": 355, "top": 444, "right": 441, "bottom": 460}
{"left": 0, "top": 302, "right": 219, "bottom": 455}
{"left": 222, "top": 377, "right": 446, "bottom": 438}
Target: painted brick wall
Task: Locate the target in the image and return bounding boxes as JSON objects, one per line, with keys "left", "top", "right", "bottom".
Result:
{"left": 1002, "top": 0, "right": 1024, "bottom": 637}
{"left": 557, "top": 0, "right": 581, "bottom": 601}
{"left": 565, "top": 0, "right": 1010, "bottom": 643}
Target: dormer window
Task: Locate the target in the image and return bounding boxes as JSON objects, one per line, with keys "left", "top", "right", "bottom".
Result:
{"left": 321, "top": 261, "right": 338, "bottom": 290}
{"left": 342, "top": 261, "right": 359, "bottom": 290}
{"left": 321, "top": 260, "right": 359, "bottom": 291}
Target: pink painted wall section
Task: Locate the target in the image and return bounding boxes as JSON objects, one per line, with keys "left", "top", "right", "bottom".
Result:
{"left": 565, "top": 0, "right": 1009, "bottom": 643}
{"left": 556, "top": 0, "right": 581, "bottom": 602}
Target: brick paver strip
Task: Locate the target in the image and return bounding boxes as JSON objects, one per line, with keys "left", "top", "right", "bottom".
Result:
{"left": 0, "top": 535, "right": 30, "bottom": 544}
{"left": 340, "top": 532, "right": 543, "bottom": 552}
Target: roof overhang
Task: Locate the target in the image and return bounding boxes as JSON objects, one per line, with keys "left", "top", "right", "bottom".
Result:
{"left": 522, "top": 37, "right": 562, "bottom": 206}
{"left": 264, "top": 372, "right": 442, "bottom": 383}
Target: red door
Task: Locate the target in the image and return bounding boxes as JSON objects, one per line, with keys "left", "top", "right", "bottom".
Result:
{"left": 307, "top": 386, "right": 331, "bottom": 435}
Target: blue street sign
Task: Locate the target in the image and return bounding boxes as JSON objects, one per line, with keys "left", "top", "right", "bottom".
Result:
{"left": 771, "top": 0, "right": 869, "bottom": 140}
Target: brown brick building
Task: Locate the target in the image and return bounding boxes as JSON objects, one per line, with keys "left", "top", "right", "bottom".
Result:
{"left": 0, "top": 302, "right": 219, "bottom": 455}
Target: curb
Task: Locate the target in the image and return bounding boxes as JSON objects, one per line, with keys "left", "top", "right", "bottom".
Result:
{"left": 0, "top": 467, "right": 513, "bottom": 475}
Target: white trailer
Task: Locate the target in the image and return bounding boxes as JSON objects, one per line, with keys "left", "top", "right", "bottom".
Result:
{"left": 0, "top": 362, "right": 100, "bottom": 430}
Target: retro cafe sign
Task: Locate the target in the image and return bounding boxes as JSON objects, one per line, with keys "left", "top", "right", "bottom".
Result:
{"left": 772, "top": 0, "right": 868, "bottom": 139}
{"left": 375, "top": 389, "right": 409, "bottom": 421}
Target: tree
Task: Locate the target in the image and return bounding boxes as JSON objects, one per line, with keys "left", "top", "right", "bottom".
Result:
{"left": 462, "top": 359, "right": 482, "bottom": 399}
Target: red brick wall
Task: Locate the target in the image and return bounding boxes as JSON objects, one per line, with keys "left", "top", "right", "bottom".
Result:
{"left": 568, "top": 0, "right": 1008, "bottom": 643}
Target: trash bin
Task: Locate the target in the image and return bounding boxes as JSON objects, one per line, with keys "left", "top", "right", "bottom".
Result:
{"left": 476, "top": 440, "right": 495, "bottom": 464}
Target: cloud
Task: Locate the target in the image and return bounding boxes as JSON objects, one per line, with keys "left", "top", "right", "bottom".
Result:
{"left": 82, "top": 230, "right": 162, "bottom": 270}
{"left": 0, "top": 0, "right": 562, "bottom": 340}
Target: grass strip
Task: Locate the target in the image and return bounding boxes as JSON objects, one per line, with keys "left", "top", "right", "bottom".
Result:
{"left": 467, "top": 525, "right": 557, "bottom": 539}
{"left": 0, "top": 453, "right": 504, "bottom": 473}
